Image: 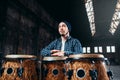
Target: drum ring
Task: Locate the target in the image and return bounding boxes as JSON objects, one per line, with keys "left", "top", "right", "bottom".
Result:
{"left": 52, "top": 68, "right": 59, "bottom": 76}
{"left": 7, "top": 67, "right": 13, "bottom": 75}
{"left": 76, "top": 68, "right": 85, "bottom": 78}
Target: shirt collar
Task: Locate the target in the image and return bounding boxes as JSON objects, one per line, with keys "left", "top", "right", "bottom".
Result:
{"left": 67, "top": 36, "right": 71, "bottom": 40}
{"left": 59, "top": 36, "right": 71, "bottom": 41}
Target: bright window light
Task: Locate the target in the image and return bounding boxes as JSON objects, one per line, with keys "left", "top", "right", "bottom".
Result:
{"left": 106, "top": 46, "right": 111, "bottom": 53}
{"left": 87, "top": 47, "right": 90, "bottom": 53}
{"left": 85, "top": 0, "right": 96, "bottom": 36}
{"left": 111, "top": 46, "right": 115, "bottom": 52}
{"left": 94, "top": 47, "right": 98, "bottom": 53}
{"left": 99, "top": 46, "right": 103, "bottom": 53}
{"left": 109, "top": 0, "right": 120, "bottom": 35}
{"left": 83, "top": 47, "right": 86, "bottom": 53}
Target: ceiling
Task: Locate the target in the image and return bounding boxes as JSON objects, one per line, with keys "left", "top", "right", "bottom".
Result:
{"left": 38, "top": 0, "right": 119, "bottom": 42}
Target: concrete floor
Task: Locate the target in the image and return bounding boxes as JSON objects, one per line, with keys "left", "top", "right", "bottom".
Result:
{"left": 109, "top": 65, "right": 120, "bottom": 80}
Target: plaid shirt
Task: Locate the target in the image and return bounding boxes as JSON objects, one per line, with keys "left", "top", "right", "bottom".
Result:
{"left": 40, "top": 36, "right": 83, "bottom": 56}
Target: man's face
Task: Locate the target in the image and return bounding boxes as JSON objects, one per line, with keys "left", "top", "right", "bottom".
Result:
{"left": 58, "top": 22, "right": 69, "bottom": 36}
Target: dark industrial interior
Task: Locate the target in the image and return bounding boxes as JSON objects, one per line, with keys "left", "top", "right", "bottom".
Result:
{"left": 0, "top": 0, "right": 120, "bottom": 80}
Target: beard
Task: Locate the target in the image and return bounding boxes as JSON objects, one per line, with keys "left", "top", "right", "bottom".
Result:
{"left": 60, "top": 34, "right": 65, "bottom": 36}
{"left": 60, "top": 31, "right": 68, "bottom": 36}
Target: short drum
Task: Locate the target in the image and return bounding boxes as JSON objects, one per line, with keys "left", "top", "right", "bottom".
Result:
{"left": 42, "top": 56, "right": 68, "bottom": 80}
{"left": 67, "top": 54, "right": 109, "bottom": 80}
{"left": 0, "top": 54, "right": 38, "bottom": 80}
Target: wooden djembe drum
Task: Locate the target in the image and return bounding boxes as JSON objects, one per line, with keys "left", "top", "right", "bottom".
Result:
{"left": 0, "top": 54, "right": 38, "bottom": 80}
{"left": 42, "top": 56, "right": 68, "bottom": 80}
{"left": 66, "top": 54, "right": 109, "bottom": 80}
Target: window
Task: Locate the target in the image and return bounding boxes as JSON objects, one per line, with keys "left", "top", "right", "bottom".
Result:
{"left": 111, "top": 46, "right": 115, "bottom": 53}
{"left": 99, "top": 46, "right": 103, "bottom": 53}
{"left": 106, "top": 46, "right": 116, "bottom": 53}
{"left": 85, "top": 0, "right": 96, "bottom": 36}
{"left": 83, "top": 47, "right": 86, "bottom": 53}
{"left": 106, "top": 46, "right": 111, "bottom": 53}
{"left": 83, "top": 47, "right": 90, "bottom": 53}
{"left": 87, "top": 47, "right": 90, "bottom": 53}
{"left": 109, "top": 0, "right": 120, "bottom": 35}
{"left": 94, "top": 47, "right": 98, "bottom": 53}
{"left": 83, "top": 46, "right": 115, "bottom": 54}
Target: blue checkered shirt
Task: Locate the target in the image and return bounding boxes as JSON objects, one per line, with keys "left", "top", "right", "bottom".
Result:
{"left": 40, "top": 36, "right": 83, "bottom": 56}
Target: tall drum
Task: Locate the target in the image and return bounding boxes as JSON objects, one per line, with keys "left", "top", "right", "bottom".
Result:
{"left": 0, "top": 54, "right": 38, "bottom": 80}
{"left": 42, "top": 56, "right": 68, "bottom": 80}
{"left": 67, "top": 54, "right": 109, "bottom": 80}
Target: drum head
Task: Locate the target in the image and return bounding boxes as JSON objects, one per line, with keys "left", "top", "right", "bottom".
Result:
{"left": 69, "top": 54, "right": 105, "bottom": 60}
{"left": 5, "top": 54, "right": 37, "bottom": 59}
{"left": 43, "top": 56, "right": 68, "bottom": 61}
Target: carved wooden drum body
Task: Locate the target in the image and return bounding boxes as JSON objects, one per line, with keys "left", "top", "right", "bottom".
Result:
{"left": 67, "top": 54, "right": 109, "bottom": 80}
{"left": 0, "top": 54, "right": 38, "bottom": 80}
{"left": 42, "top": 56, "right": 68, "bottom": 80}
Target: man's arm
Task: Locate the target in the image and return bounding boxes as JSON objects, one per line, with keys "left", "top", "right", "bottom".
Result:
{"left": 40, "top": 40, "right": 57, "bottom": 56}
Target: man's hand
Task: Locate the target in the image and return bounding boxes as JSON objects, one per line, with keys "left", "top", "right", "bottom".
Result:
{"left": 51, "top": 51, "right": 64, "bottom": 56}
{"left": 50, "top": 50, "right": 60, "bottom": 54}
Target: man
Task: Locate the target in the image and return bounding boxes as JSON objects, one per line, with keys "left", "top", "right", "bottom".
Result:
{"left": 41, "top": 21, "right": 83, "bottom": 56}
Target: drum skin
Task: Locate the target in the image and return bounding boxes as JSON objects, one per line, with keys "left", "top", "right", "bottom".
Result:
{"left": 68, "top": 54, "right": 109, "bottom": 80}
{"left": 0, "top": 59, "right": 38, "bottom": 80}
